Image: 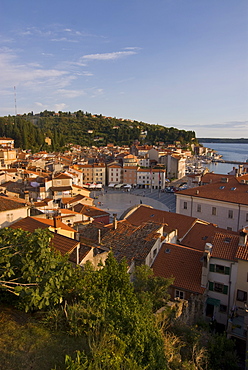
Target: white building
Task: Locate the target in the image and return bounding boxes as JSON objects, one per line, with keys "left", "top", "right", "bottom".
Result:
{"left": 176, "top": 175, "right": 248, "bottom": 231}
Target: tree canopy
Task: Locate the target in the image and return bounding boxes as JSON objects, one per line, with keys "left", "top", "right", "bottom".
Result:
{"left": 0, "top": 111, "right": 197, "bottom": 152}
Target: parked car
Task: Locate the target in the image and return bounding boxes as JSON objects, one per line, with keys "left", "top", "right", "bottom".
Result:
{"left": 165, "top": 186, "right": 177, "bottom": 193}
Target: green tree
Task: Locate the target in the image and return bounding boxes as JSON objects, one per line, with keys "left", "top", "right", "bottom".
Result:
{"left": 133, "top": 264, "right": 173, "bottom": 311}
{"left": 0, "top": 228, "right": 81, "bottom": 311}
{"left": 207, "top": 334, "right": 239, "bottom": 370}
{"left": 46, "top": 254, "right": 168, "bottom": 369}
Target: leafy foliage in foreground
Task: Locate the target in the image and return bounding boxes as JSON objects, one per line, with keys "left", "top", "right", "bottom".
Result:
{"left": 46, "top": 254, "right": 168, "bottom": 369}
{"left": 0, "top": 228, "right": 81, "bottom": 311}
{"left": 0, "top": 228, "right": 240, "bottom": 369}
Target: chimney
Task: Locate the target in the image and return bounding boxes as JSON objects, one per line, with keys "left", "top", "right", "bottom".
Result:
{"left": 53, "top": 215, "right": 62, "bottom": 230}
{"left": 24, "top": 190, "right": 29, "bottom": 202}
{"left": 205, "top": 242, "right": 213, "bottom": 253}
{"left": 221, "top": 177, "right": 228, "bottom": 183}
{"left": 200, "top": 243, "right": 212, "bottom": 288}
{"left": 113, "top": 213, "right": 117, "bottom": 230}
{"left": 76, "top": 245, "right": 80, "bottom": 265}
{"left": 239, "top": 229, "right": 248, "bottom": 247}
{"left": 98, "top": 229, "right": 101, "bottom": 244}
{"left": 238, "top": 165, "right": 243, "bottom": 176}
{"left": 196, "top": 190, "right": 199, "bottom": 195}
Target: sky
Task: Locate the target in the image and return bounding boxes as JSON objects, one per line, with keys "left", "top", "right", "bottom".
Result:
{"left": 1, "top": 0, "right": 248, "bottom": 139}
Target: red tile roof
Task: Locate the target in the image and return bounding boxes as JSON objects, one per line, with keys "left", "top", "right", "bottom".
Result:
{"left": 54, "top": 173, "right": 72, "bottom": 180}
{"left": 177, "top": 176, "right": 248, "bottom": 205}
{"left": 0, "top": 196, "right": 28, "bottom": 212}
{"left": 211, "top": 232, "right": 239, "bottom": 260}
{"left": 10, "top": 216, "right": 75, "bottom": 232}
{"left": 74, "top": 204, "right": 109, "bottom": 218}
{"left": 181, "top": 223, "right": 238, "bottom": 251}
{"left": 152, "top": 243, "right": 205, "bottom": 294}
{"left": 125, "top": 205, "right": 203, "bottom": 239}
{"left": 50, "top": 233, "right": 79, "bottom": 255}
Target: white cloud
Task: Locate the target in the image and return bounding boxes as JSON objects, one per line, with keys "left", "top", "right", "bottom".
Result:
{"left": 123, "top": 47, "right": 142, "bottom": 50}
{"left": 35, "top": 102, "right": 48, "bottom": 108}
{"left": 56, "top": 89, "right": 86, "bottom": 98}
{"left": 0, "top": 48, "right": 72, "bottom": 91}
{"left": 51, "top": 37, "right": 78, "bottom": 43}
{"left": 54, "top": 103, "right": 67, "bottom": 111}
{"left": 81, "top": 51, "right": 137, "bottom": 61}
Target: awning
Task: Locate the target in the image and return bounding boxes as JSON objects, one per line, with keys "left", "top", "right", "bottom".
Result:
{"left": 114, "top": 184, "right": 123, "bottom": 189}
{"left": 108, "top": 183, "right": 115, "bottom": 187}
{"left": 206, "top": 297, "right": 220, "bottom": 307}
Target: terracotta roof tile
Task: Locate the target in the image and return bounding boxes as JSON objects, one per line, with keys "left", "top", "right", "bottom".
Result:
{"left": 50, "top": 233, "right": 79, "bottom": 255}
{"left": 181, "top": 223, "right": 238, "bottom": 251}
{"left": 152, "top": 243, "right": 205, "bottom": 294}
{"left": 0, "top": 196, "right": 28, "bottom": 212}
{"left": 177, "top": 176, "right": 248, "bottom": 205}
{"left": 125, "top": 205, "right": 201, "bottom": 239}
{"left": 236, "top": 245, "right": 248, "bottom": 260}
{"left": 74, "top": 204, "right": 109, "bottom": 218}
{"left": 10, "top": 216, "right": 75, "bottom": 232}
{"left": 100, "top": 221, "right": 163, "bottom": 265}
{"left": 211, "top": 232, "right": 239, "bottom": 260}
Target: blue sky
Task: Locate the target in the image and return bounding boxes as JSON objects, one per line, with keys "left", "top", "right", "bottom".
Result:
{"left": 1, "top": 0, "right": 247, "bottom": 138}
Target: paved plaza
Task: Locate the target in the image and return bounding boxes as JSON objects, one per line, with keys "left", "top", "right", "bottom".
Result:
{"left": 92, "top": 188, "right": 176, "bottom": 219}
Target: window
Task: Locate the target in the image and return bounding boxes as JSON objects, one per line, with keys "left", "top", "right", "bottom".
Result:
{"left": 246, "top": 213, "right": 248, "bottom": 222}
{"left": 209, "top": 264, "right": 230, "bottom": 275}
{"left": 6, "top": 213, "right": 13, "bottom": 222}
{"left": 228, "top": 210, "right": 233, "bottom": 219}
{"left": 219, "top": 304, "right": 227, "bottom": 313}
{"left": 212, "top": 207, "right": 217, "bottom": 215}
{"left": 153, "top": 248, "right": 157, "bottom": 258}
{"left": 237, "top": 290, "right": 247, "bottom": 302}
{"left": 209, "top": 281, "right": 228, "bottom": 294}
{"left": 175, "top": 290, "right": 185, "bottom": 299}
{"left": 197, "top": 204, "right": 201, "bottom": 212}
{"left": 183, "top": 202, "right": 187, "bottom": 210}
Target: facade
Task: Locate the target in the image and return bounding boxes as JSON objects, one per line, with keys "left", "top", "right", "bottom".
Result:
{"left": 0, "top": 196, "right": 29, "bottom": 228}
{"left": 136, "top": 168, "right": 167, "bottom": 189}
{"left": 176, "top": 176, "right": 248, "bottom": 231}
{"left": 79, "top": 163, "right": 106, "bottom": 185}
{"left": 107, "top": 163, "right": 123, "bottom": 185}
{"left": 123, "top": 166, "right": 137, "bottom": 185}
{"left": 0, "top": 148, "right": 17, "bottom": 167}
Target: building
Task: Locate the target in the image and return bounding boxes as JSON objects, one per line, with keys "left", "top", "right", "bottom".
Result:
{"left": 176, "top": 175, "right": 248, "bottom": 231}
{"left": 78, "top": 163, "right": 106, "bottom": 185}
{"left": 107, "top": 163, "right": 123, "bottom": 185}
{"left": 0, "top": 196, "right": 30, "bottom": 228}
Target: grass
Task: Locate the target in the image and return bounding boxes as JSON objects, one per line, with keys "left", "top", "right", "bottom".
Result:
{"left": 0, "top": 305, "right": 87, "bottom": 370}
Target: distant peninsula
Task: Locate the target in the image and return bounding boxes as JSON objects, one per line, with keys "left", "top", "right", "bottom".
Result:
{"left": 198, "top": 138, "right": 248, "bottom": 144}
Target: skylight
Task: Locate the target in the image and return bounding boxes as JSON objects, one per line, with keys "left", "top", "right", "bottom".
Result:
{"left": 165, "top": 248, "right": 171, "bottom": 253}
{"left": 224, "top": 237, "right": 231, "bottom": 243}
{"left": 219, "top": 186, "right": 225, "bottom": 190}
{"left": 231, "top": 187, "right": 236, "bottom": 191}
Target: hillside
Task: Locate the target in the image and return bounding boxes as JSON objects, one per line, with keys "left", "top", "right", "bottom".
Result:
{"left": 0, "top": 110, "right": 197, "bottom": 152}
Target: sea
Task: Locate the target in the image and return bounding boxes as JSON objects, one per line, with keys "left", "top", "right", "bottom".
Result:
{"left": 199, "top": 142, "right": 248, "bottom": 175}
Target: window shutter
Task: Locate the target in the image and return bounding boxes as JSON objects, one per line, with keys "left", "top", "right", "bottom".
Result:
{"left": 209, "top": 264, "right": 215, "bottom": 272}
{"left": 224, "top": 267, "right": 230, "bottom": 275}
{"left": 223, "top": 285, "right": 228, "bottom": 295}
{"left": 209, "top": 281, "right": 214, "bottom": 291}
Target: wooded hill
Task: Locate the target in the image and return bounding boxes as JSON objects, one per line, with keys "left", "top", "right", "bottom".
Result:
{"left": 0, "top": 110, "right": 197, "bottom": 152}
